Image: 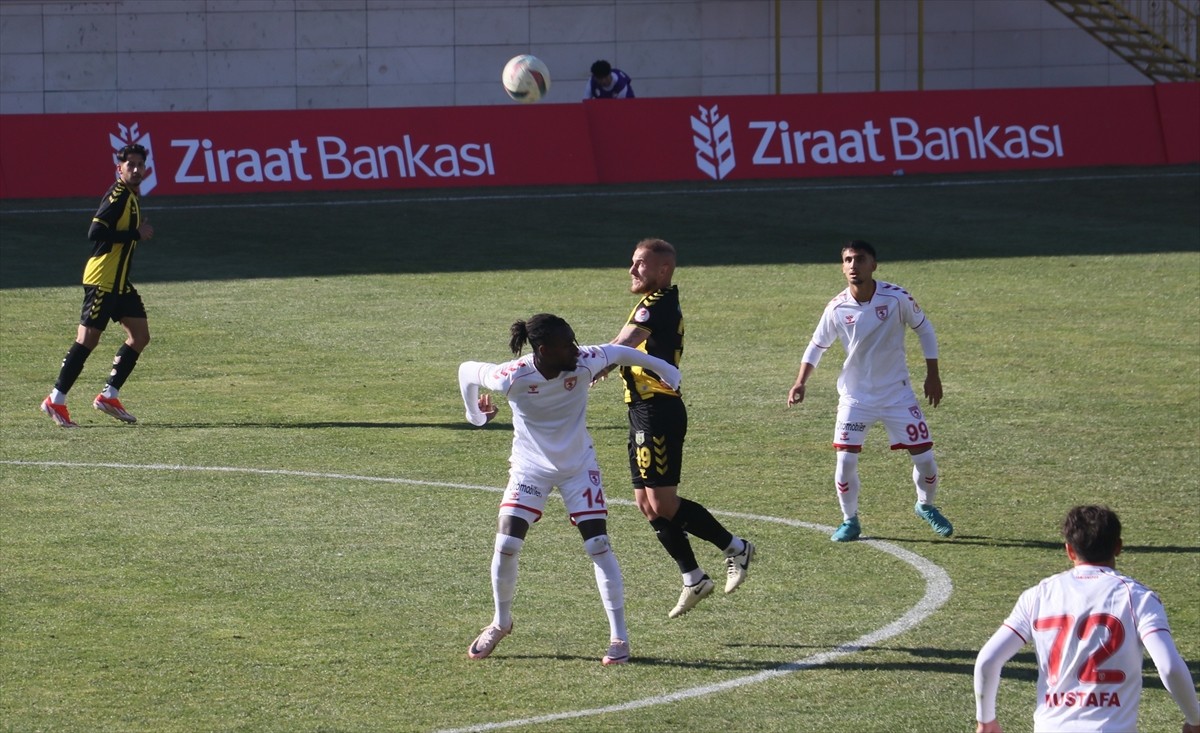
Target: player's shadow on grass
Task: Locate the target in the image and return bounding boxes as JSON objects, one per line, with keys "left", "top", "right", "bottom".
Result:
{"left": 871, "top": 534, "right": 1200, "bottom": 555}
{"left": 752, "top": 645, "right": 1200, "bottom": 687}
{"left": 502, "top": 653, "right": 791, "bottom": 671}
{"left": 139, "top": 420, "right": 480, "bottom": 430}
{"left": 137, "top": 420, "right": 626, "bottom": 431}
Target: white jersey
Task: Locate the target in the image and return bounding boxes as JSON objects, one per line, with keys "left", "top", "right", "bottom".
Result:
{"left": 459, "top": 343, "right": 680, "bottom": 477}
{"left": 805, "top": 280, "right": 936, "bottom": 406}
{"left": 1003, "top": 564, "right": 1173, "bottom": 733}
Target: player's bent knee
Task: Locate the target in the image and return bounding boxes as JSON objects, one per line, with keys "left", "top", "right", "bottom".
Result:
{"left": 583, "top": 534, "right": 612, "bottom": 558}
{"left": 494, "top": 533, "right": 525, "bottom": 557}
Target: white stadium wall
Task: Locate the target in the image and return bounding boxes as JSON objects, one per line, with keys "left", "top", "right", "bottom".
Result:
{"left": 0, "top": 0, "right": 1149, "bottom": 115}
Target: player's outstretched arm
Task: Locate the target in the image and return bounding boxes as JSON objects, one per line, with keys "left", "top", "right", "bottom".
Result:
{"left": 593, "top": 324, "right": 649, "bottom": 385}
{"left": 1144, "top": 630, "right": 1200, "bottom": 730}
{"left": 602, "top": 344, "right": 680, "bottom": 391}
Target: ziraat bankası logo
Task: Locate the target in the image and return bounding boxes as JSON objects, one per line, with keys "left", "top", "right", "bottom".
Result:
{"left": 111, "top": 123, "right": 158, "bottom": 194}
{"left": 688, "top": 108, "right": 1065, "bottom": 179}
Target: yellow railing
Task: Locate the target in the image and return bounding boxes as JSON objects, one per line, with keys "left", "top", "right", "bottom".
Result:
{"left": 1048, "top": 0, "right": 1199, "bottom": 81}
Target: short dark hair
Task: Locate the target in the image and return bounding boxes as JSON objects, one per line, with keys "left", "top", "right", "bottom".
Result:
{"left": 635, "top": 237, "right": 675, "bottom": 258}
{"left": 117, "top": 144, "right": 148, "bottom": 162}
{"left": 842, "top": 240, "right": 876, "bottom": 259}
{"left": 509, "top": 313, "right": 573, "bottom": 356}
{"left": 1062, "top": 505, "right": 1122, "bottom": 563}
{"left": 590, "top": 60, "right": 612, "bottom": 78}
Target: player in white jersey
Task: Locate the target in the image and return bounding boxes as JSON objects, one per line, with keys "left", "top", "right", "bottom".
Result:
{"left": 458, "top": 313, "right": 681, "bottom": 666}
{"left": 974, "top": 505, "right": 1200, "bottom": 733}
{"left": 786, "top": 240, "right": 951, "bottom": 542}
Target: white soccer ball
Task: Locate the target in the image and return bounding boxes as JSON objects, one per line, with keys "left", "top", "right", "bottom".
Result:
{"left": 502, "top": 54, "right": 551, "bottom": 103}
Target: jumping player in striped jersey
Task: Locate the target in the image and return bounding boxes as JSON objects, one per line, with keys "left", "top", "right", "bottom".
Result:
{"left": 974, "top": 505, "right": 1200, "bottom": 733}
{"left": 787, "top": 240, "right": 951, "bottom": 542}
{"left": 458, "top": 313, "right": 680, "bottom": 666}
{"left": 594, "top": 238, "right": 755, "bottom": 619}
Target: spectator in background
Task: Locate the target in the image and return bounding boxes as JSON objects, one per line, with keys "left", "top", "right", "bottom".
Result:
{"left": 585, "top": 60, "right": 635, "bottom": 99}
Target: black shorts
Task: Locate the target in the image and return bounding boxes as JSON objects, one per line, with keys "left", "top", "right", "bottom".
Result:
{"left": 627, "top": 396, "right": 687, "bottom": 489}
{"left": 80, "top": 285, "right": 147, "bottom": 329}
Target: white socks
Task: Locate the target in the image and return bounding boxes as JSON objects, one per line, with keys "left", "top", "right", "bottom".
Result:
{"left": 491, "top": 533, "right": 524, "bottom": 629}
{"left": 835, "top": 450, "right": 861, "bottom": 520}
{"left": 583, "top": 534, "right": 628, "bottom": 642}
{"left": 912, "top": 450, "right": 939, "bottom": 505}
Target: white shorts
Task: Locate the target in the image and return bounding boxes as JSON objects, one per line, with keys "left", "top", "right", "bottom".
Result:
{"left": 500, "top": 456, "right": 609, "bottom": 526}
{"left": 833, "top": 400, "right": 933, "bottom": 451}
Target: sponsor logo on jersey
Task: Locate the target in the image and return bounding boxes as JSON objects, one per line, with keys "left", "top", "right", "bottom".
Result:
{"left": 511, "top": 483, "right": 543, "bottom": 498}
{"left": 843, "top": 314, "right": 857, "bottom": 325}
{"left": 837, "top": 421, "right": 867, "bottom": 433}
{"left": 634, "top": 306, "right": 651, "bottom": 323}
{"left": 875, "top": 305, "right": 889, "bottom": 320}
{"left": 564, "top": 376, "right": 577, "bottom": 391}
{"left": 691, "top": 104, "right": 736, "bottom": 180}
{"left": 527, "top": 385, "right": 539, "bottom": 394}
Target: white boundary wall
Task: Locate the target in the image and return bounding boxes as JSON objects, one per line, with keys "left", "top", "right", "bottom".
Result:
{"left": 0, "top": 0, "right": 1147, "bottom": 115}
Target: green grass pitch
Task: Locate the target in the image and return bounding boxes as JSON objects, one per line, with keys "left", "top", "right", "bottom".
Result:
{"left": 1, "top": 166, "right": 1197, "bottom": 732}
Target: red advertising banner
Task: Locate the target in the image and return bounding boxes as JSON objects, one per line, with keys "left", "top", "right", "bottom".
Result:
{"left": 0, "top": 105, "right": 598, "bottom": 199}
{"left": 584, "top": 85, "right": 1169, "bottom": 183}
{"left": 1153, "top": 82, "right": 1200, "bottom": 164}
{"left": 0, "top": 83, "right": 1194, "bottom": 199}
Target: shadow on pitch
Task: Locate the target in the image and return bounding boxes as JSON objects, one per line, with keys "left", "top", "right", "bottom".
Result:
{"left": 131, "top": 420, "right": 625, "bottom": 431}
{"left": 499, "top": 652, "right": 800, "bottom": 672}
{"left": 4, "top": 166, "right": 1197, "bottom": 290}
{"left": 870, "top": 534, "right": 1200, "bottom": 555}
{"left": 722, "top": 644, "right": 1200, "bottom": 686}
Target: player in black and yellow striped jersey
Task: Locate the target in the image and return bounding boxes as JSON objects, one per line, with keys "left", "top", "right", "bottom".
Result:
{"left": 596, "top": 238, "right": 755, "bottom": 619}
{"left": 40, "top": 144, "right": 156, "bottom": 428}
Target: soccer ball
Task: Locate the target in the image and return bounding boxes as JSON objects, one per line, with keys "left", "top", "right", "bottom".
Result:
{"left": 502, "top": 54, "right": 551, "bottom": 103}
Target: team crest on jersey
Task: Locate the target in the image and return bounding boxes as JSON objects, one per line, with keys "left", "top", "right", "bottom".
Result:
{"left": 910, "top": 406, "right": 923, "bottom": 419}
{"left": 589, "top": 470, "right": 601, "bottom": 486}
{"left": 876, "top": 305, "right": 889, "bottom": 320}
{"left": 634, "top": 430, "right": 645, "bottom": 446}
{"left": 634, "top": 306, "right": 651, "bottom": 323}
{"left": 564, "top": 376, "right": 577, "bottom": 391}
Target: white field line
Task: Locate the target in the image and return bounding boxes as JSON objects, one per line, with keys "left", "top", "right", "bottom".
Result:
{"left": 1, "top": 459, "right": 954, "bottom": 732}
{"left": 0, "top": 169, "right": 1193, "bottom": 216}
